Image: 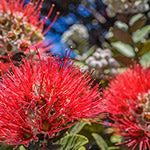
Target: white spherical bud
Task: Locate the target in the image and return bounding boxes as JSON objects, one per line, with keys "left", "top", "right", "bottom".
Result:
{"left": 108, "top": 58, "right": 119, "bottom": 68}
{"left": 96, "top": 48, "right": 102, "bottom": 53}
{"left": 100, "top": 59, "right": 108, "bottom": 67}
{"left": 85, "top": 56, "right": 95, "bottom": 64}
{"left": 95, "top": 61, "right": 103, "bottom": 68}
{"left": 110, "top": 68, "right": 118, "bottom": 76}
{"left": 89, "top": 60, "right": 97, "bottom": 68}
{"left": 93, "top": 52, "right": 101, "bottom": 59}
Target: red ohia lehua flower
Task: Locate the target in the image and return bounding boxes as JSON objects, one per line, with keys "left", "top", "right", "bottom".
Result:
{"left": 0, "top": 51, "right": 102, "bottom": 147}
{"left": 0, "top": 0, "right": 59, "bottom": 66}
{"left": 103, "top": 64, "right": 150, "bottom": 150}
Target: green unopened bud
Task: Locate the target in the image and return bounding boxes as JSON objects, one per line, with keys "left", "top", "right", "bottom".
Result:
{"left": 7, "top": 44, "right": 13, "bottom": 51}
{"left": 7, "top": 32, "right": 16, "bottom": 40}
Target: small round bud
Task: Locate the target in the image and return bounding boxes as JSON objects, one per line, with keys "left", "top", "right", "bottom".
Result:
{"left": 108, "top": 58, "right": 119, "bottom": 68}
{"left": 85, "top": 56, "right": 95, "bottom": 64}
{"left": 93, "top": 52, "right": 101, "bottom": 59}
{"left": 143, "top": 112, "right": 150, "bottom": 123}
{"left": 96, "top": 61, "right": 102, "bottom": 68}
{"left": 100, "top": 59, "right": 108, "bottom": 67}
{"left": 141, "top": 98, "right": 147, "bottom": 104}
{"left": 110, "top": 68, "right": 118, "bottom": 76}
{"left": 134, "top": 105, "right": 143, "bottom": 114}
{"left": 89, "top": 60, "right": 97, "bottom": 68}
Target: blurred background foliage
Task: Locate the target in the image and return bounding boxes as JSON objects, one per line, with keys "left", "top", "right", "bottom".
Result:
{"left": 1, "top": 0, "right": 150, "bottom": 149}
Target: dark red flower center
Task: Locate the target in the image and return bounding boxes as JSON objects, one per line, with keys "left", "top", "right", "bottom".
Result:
{"left": 134, "top": 105, "right": 143, "bottom": 114}
{"left": 20, "top": 42, "right": 29, "bottom": 51}
{"left": 42, "top": 120, "right": 51, "bottom": 131}
{"left": 137, "top": 129, "right": 145, "bottom": 137}
{"left": 38, "top": 97, "right": 47, "bottom": 106}
{"left": 23, "top": 131, "right": 33, "bottom": 140}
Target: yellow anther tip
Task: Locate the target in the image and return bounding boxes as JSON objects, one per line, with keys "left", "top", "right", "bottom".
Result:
{"left": 52, "top": 4, "right": 55, "bottom": 7}
{"left": 57, "top": 11, "right": 60, "bottom": 15}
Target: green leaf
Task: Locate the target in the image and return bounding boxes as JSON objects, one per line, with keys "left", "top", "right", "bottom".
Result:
{"left": 112, "top": 42, "right": 135, "bottom": 57}
{"left": 132, "top": 25, "right": 150, "bottom": 43}
{"left": 76, "top": 122, "right": 104, "bottom": 142}
{"left": 92, "top": 133, "right": 108, "bottom": 150}
{"left": 137, "top": 40, "right": 150, "bottom": 56}
{"left": 135, "top": 41, "right": 144, "bottom": 50}
{"left": 78, "top": 146, "right": 86, "bottom": 150}
{"left": 110, "top": 135, "right": 122, "bottom": 143}
{"left": 88, "top": 45, "right": 96, "bottom": 57}
{"left": 111, "top": 28, "right": 134, "bottom": 45}
{"left": 129, "top": 13, "right": 143, "bottom": 25}
{"left": 19, "top": 145, "right": 26, "bottom": 150}
{"left": 83, "top": 123, "right": 103, "bottom": 134}
{"left": 108, "top": 146, "right": 120, "bottom": 150}
{"left": 0, "top": 144, "right": 14, "bottom": 150}
{"left": 114, "top": 21, "right": 128, "bottom": 31}
{"left": 105, "top": 31, "right": 118, "bottom": 42}
{"left": 69, "top": 121, "right": 90, "bottom": 135}
{"left": 129, "top": 16, "right": 147, "bottom": 33}
{"left": 140, "top": 51, "right": 150, "bottom": 65}
{"left": 56, "top": 134, "right": 89, "bottom": 150}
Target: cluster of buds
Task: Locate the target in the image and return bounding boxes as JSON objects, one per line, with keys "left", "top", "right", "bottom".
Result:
{"left": 62, "top": 24, "right": 89, "bottom": 55}
{"left": 103, "top": 0, "right": 149, "bottom": 17}
{"left": 83, "top": 48, "right": 119, "bottom": 80}
{"left": 136, "top": 91, "right": 150, "bottom": 124}
{"left": 0, "top": 0, "right": 59, "bottom": 73}
{"left": 0, "top": 53, "right": 102, "bottom": 148}
{"left": 103, "top": 64, "right": 150, "bottom": 150}
{"left": 0, "top": 11, "right": 44, "bottom": 54}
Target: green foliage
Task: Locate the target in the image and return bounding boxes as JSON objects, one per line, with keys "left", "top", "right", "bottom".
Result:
{"left": 19, "top": 145, "right": 26, "bottom": 150}
{"left": 92, "top": 133, "right": 120, "bottom": 150}
{"left": 129, "top": 14, "right": 147, "bottom": 32}
{"left": 110, "top": 135, "right": 122, "bottom": 144}
{"left": 92, "top": 133, "right": 108, "bottom": 150}
{"left": 69, "top": 121, "right": 91, "bottom": 135}
{"left": 108, "top": 146, "right": 120, "bottom": 150}
{"left": 105, "top": 13, "right": 150, "bottom": 66}
{"left": 69, "top": 121, "right": 118, "bottom": 150}
{"left": 69, "top": 121, "right": 104, "bottom": 141}
{"left": 0, "top": 144, "right": 14, "bottom": 150}
{"left": 137, "top": 40, "right": 150, "bottom": 56}
{"left": 112, "top": 42, "right": 135, "bottom": 57}
{"left": 129, "top": 14, "right": 144, "bottom": 25}
{"left": 70, "top": 121, "right": 121, "bottom": 149}
{"left": 77, "top": 122, "right": 104, "bottom": 142}
{"left": 77, "top": 146, "right": 86, "bottom": 150}
{"left": 56, "top": 134, "right": 89, "bottom": 150}
{"left": 140, "top": 51, "right": 150, "bottom": 65}
{"left": 132, "top": 25, "right": 150, "bottom": 43}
